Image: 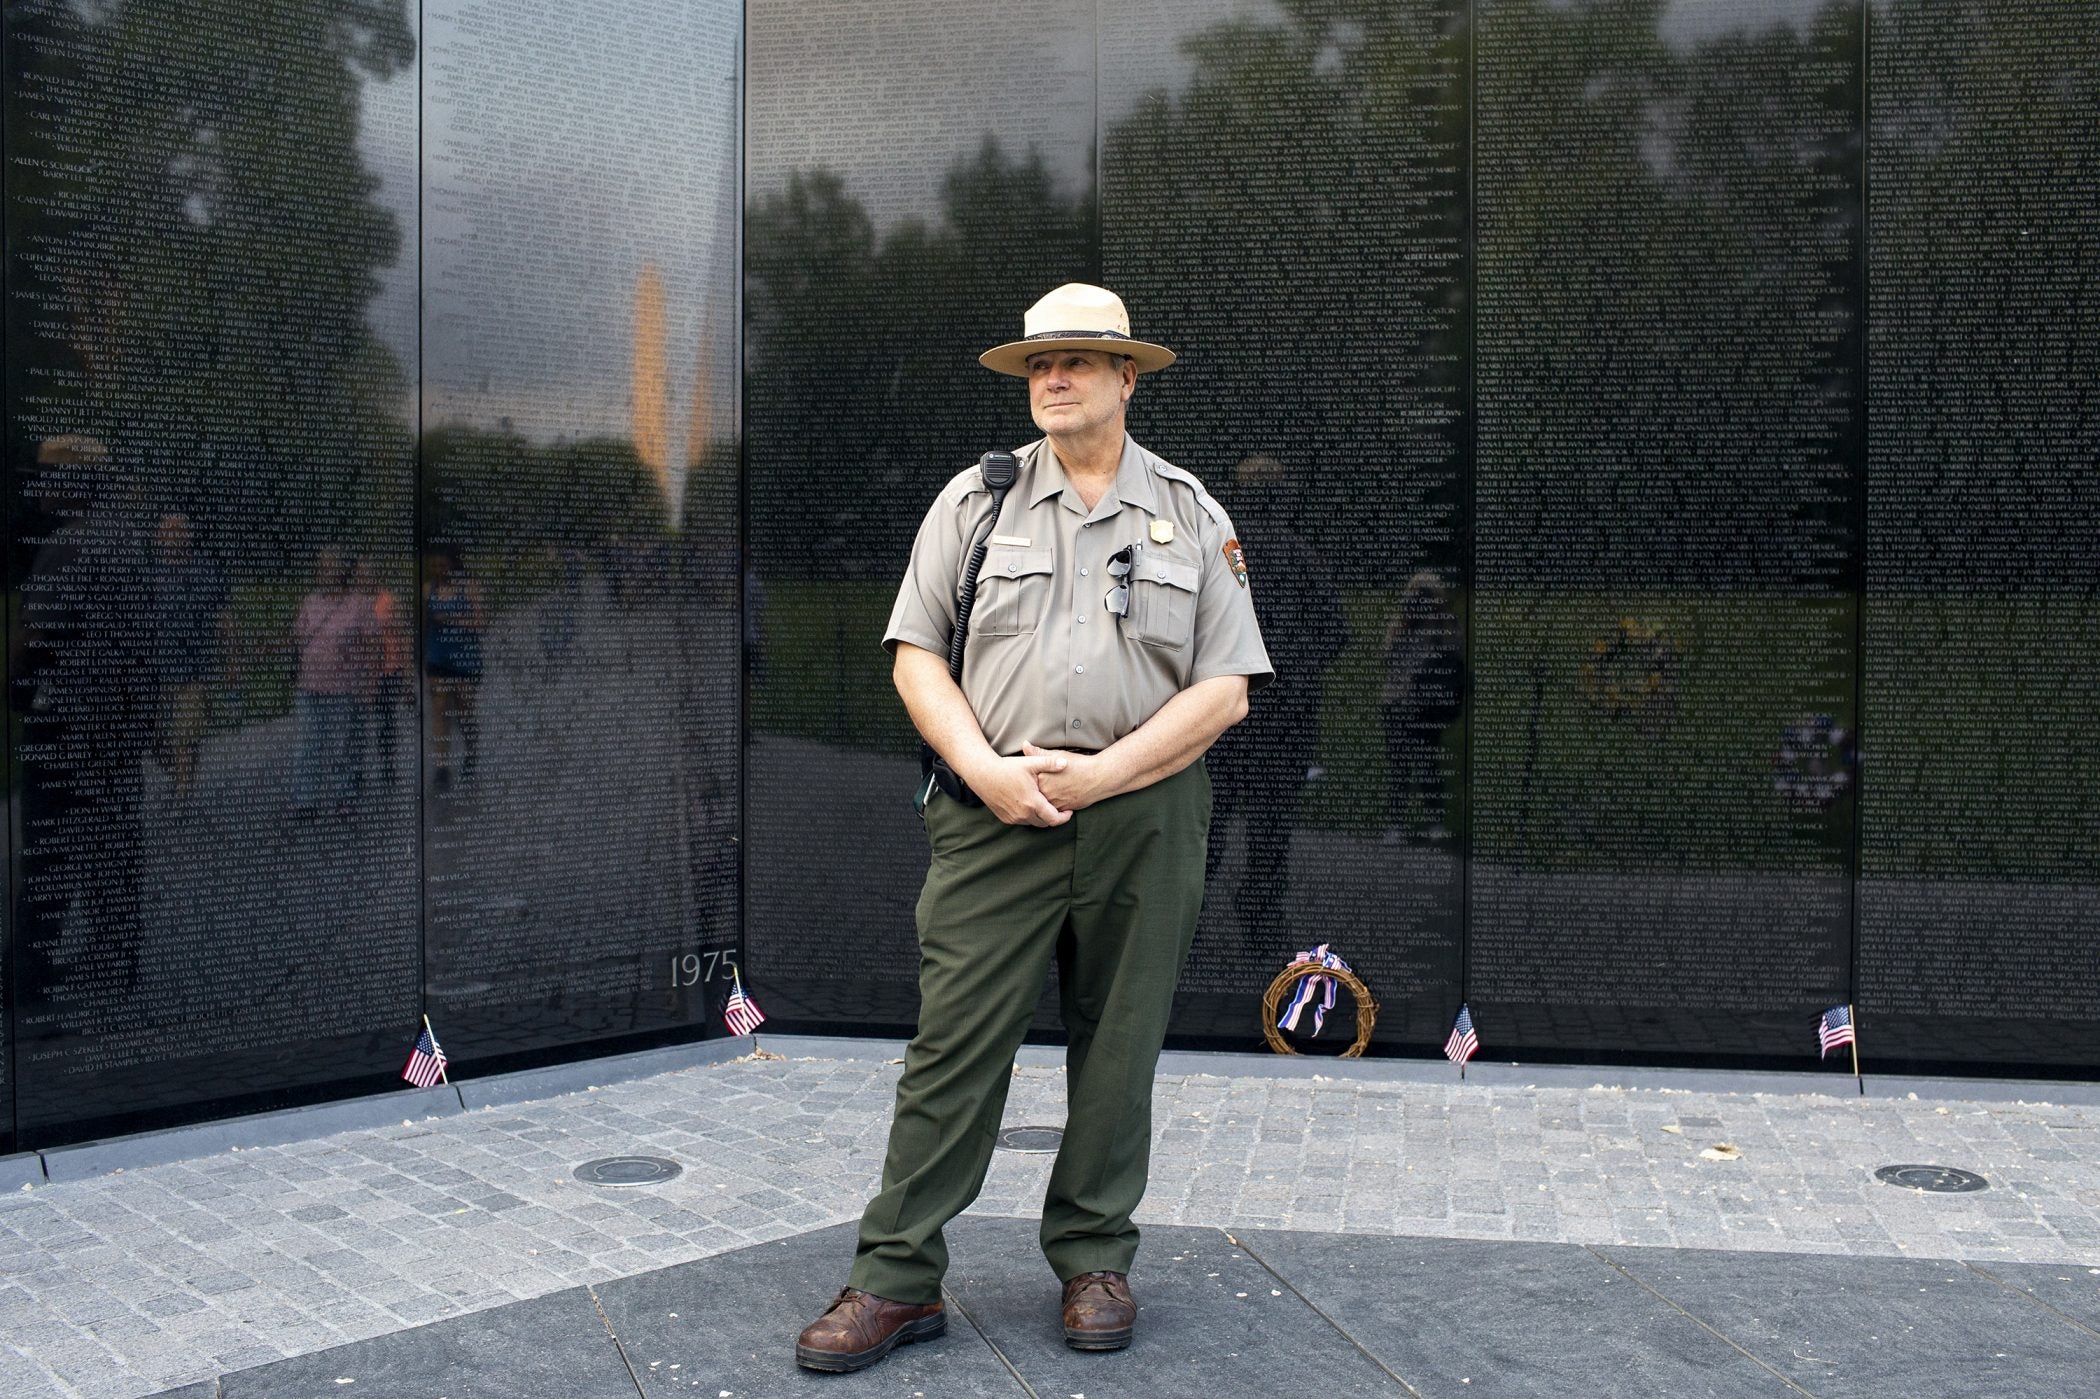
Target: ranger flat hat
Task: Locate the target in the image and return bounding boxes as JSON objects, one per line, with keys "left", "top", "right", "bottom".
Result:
{"left": 978, "top": 283, "right": 1177, "bottom": 377}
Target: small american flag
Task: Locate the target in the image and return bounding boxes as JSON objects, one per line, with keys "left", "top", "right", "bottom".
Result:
{"left": 724, "top": 974, "right": 767, "bottom": 1037}
{"left": 1818, "top": 1004, "right": 1855, "bottom": 1059}
{"left": 402, "top": 1023, "right": 448, "bottom": 1088}
{"left": 1444, "top": 1004, "right": 1479, "bottom": 1066}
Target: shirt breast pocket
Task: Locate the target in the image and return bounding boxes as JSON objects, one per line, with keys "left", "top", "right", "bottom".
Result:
{"left": 1126, "top": 555, "right": 1200, "bottom": 650}
{"left": 972, "top": 547, "right": 1054, "bottom": 637}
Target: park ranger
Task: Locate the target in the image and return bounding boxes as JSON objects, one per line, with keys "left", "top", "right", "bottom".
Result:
{"left": 794, "top": 283, "right": 1273, "bottom": 1372}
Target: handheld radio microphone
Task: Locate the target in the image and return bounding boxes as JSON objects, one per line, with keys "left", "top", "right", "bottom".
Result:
{"left": 977, "top": 450, "right": 1018, "bottom": 493}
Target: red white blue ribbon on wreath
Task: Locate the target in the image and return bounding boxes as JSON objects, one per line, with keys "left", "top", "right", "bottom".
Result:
{"left": 1277, "top": 944, "right": 1351, "bottom": 1036}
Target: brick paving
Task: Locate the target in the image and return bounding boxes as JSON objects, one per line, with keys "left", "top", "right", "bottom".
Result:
{"left": 1, "top": 1046, "right": 2097, "bottom": 1398}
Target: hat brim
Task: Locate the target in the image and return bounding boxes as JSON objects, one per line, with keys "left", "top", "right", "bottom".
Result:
{"left": 979, "top": 336, "right": 1177, "bottom": 377}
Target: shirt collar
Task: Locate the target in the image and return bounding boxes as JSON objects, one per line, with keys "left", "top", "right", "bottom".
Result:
{"left": 1028, "top": 435, "right": 1159, "bottom": 517}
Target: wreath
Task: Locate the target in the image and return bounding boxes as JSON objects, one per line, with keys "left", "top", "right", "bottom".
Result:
{"left": 1262, "top": 952, "right": 1377, "bottom": 1058}
{"left": 1577, "top": 617, "right": 1683, "bottom": 727}
{"left": 1773, "top": 714, "right": 1852, "bottom": 809}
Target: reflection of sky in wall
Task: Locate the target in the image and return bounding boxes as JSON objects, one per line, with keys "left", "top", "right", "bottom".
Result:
{"left": 1539, "top": 0, "right": 1844, "bottom": 49}
{"left": 364, "top": 0, "right": 1849, "bottom": 418}
{"left": 746, "top": 0, "right": 1093, "bottom": 231}
{"left": 359, "top": 26, "right": 418, "bottom": 404}
{"left": 746, "top": 0, "right": 1844, "bottom": 234}
{"left": 358, "top": 0, "right": 739, "bottom": 449}
{"left": 1656, "top": 0, "right": 1844, "bottom": 52}
{"left": 1098, "top": 0, "right": 1289, "bottom": 122}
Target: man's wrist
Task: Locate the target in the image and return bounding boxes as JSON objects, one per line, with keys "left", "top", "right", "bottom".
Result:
{"left": 951, "top": 746, "right": 1002, "bottom": 789}
{"left": 1084, "top": 745, "right": 1135, "bottom": 797}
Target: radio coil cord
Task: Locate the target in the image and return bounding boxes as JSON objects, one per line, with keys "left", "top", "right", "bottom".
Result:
{"left": 917, "top": 450, "right": 1020, "bottom": 814}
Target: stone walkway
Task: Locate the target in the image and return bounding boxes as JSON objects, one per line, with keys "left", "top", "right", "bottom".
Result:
{"left": 1, "top": 1038, "right": 2097, "bottom": 1397}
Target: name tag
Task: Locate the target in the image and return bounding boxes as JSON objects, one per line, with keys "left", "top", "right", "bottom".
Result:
{"left": 990, "top": 534, "right": 1032, "bottom": 547}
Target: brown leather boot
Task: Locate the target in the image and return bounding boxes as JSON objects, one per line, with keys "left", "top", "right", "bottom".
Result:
{"left": 1061, "top": 1270, "right": 1135, "bottom": 1351}
{"left": 794, "top": 1287, "right": 946, "bottom": 1373}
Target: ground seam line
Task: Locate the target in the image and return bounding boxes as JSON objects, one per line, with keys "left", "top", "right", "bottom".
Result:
{"left": 586, "top": 1284, "right": 652, "bottom": 1397}
{"left": 1583, "top": 1246, "right": 1820, "bottom": 1398}
{"left": 940, "top": 1284, "right": 1042, "bottom": 1398}
{"left": 1228, "top": 1231, "right": 1425, "bottom": 1397}
{"left": 1963, "top": 1262, "right": 2100, "bottom": 1342}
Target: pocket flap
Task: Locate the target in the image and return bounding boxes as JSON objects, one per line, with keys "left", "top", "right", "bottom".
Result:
{"left": 1139, "top": 556, "right": 1199, "bottom": 593}
{"left": 983, "top": 547, "right": 1054, "bottom": 580}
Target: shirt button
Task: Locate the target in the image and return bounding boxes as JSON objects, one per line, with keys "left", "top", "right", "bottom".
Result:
{"left": 1074, "top": 665, "right": 1084, "bottom": 674}
{"left": 1082, "top": 523, "right": 1091, "bottom": 529}
{"left": 1077, "top": 615, "right": 1086, "bottom": 624}
{"left": 1072, "top": 719, "right": 1083, "bottom": 728}
{"left": 1079, "top": 567, "right": 1089, "bottom": 577}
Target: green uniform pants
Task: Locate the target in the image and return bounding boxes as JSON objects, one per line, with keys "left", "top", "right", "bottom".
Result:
{"left": 848, "top": 761, "right": 1211, "bottom": 1305}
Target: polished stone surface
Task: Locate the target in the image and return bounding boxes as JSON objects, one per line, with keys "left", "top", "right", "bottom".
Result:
{"left": 1600, "top": 1246, "right": 2100, "bottom": 1398}
{"left": 942, "top": 1216, "right": 1402, "bottom": 1394}
{"left": 217, "top": 1289, "right": 636, "bottom": 1399}
{"left": 594, "top": 1223, "right": 1022, "bottom": 1397}
{"left": 1, "top": 0, "right": 742, "bottom": 1155}
{"left": 1242, "top": 1229, "right": 1792, "bottom": 1396}
{"left": 6, "top": 1045, "right": 2096, "bottom": 1396}
{"left": 171, "top": 1218, "right": 2100, "bottom": 1399}
{"left": 1974, "top": 1260, "right": 2100, "bottom": 1332}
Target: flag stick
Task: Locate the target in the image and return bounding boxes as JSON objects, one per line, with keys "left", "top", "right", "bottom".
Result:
{"left": 422, "top": 1008, "right": 447, "bottom": 1083}
{"left": 1849, "top": 1004, "right": 1862, "bottom": 1097}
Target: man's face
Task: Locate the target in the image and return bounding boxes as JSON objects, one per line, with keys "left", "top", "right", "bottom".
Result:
{"left": 1028, "top": 350, "right": 1134, "bottom": 440}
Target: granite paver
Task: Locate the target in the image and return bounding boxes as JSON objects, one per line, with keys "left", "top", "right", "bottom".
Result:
{"left": 1, "top": 1047, "right": 2096, "bottom": 1397}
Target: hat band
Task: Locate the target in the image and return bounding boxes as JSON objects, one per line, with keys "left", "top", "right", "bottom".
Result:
{"left": 1024, "top": 328, "right": 1135, "bottom": 342}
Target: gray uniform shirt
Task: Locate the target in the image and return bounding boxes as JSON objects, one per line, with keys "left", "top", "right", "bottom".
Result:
{"left": 884, "top": 434, "right": 1274, "bottom": 755}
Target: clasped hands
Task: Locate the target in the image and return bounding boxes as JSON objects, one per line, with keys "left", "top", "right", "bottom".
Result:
{"left": 967, "top": 742, "right": 1108, "bottom": 827}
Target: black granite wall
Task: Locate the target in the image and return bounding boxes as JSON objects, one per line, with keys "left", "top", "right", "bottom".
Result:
{"left": 2, "top": 0, "right": 740, "bottom": 1152}
{"left": 742, "top": 0, "right": 2099, "bottom": 1076}
{"left": 4, "top": 0, "right": 2094, "bottom": 1154}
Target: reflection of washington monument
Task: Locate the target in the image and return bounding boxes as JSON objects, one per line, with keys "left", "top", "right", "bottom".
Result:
{"left": 632, "top": 262, "right": 725, "bottom": 527}
{"left": 632, "top": 264, "right": 672, "bottom": 504}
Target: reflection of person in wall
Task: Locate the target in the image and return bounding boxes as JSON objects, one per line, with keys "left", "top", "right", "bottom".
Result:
{"left": 537, "top": 543, "right": 584, "bottom": 664}
{"left": 146, "top": 512, "right": 233, "bottom": 807}
{"left": 355, "top": 556, "right": 411, "bottom": 788}
{"left": 743, "top": 546, "right": 767, "bottom": 693}
{"left": 1204, "top": 454, "right": 1348, "bottom": 947}
{"left": 424, "top": 544, "right": 486, "bottom": 793}
{"left": 794, "top": 285, "right": 1272, "bottom": 1373}
{"left": 12, "top": 434, "right": 152, "bottom": 999}
{"left": 291, "top": 549, "right": 378, "bottom": 817}
{"left": 1380, "top": 570, "right": 1464, "bottom": 844}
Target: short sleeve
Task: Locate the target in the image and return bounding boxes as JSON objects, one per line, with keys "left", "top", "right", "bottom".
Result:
{"left": 883, "top": 490, "right": 968, "bottom": 658}
{"left": 1189, "top": 503, "right": 1275, "bottom": 692}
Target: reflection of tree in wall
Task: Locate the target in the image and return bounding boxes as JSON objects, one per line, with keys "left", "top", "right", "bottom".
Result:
{"left": 1476, "top": 0, "right": 1862, "bottom": 590}
{"left": 421, "top": 424, "right": 671, "bottom": 604}
{"left": 7, "top": 0, "right": 416, "bottom": 577}
{"left": 1101, "top": 0, "right": 1471, "bottom": 559}
{"left": 1864, "top": 0, "right": 2100, "bottom": 883}
{"left": 743, "top": 2, "right": 1467, "bottom": 576}
{"left": 745, "top": 144, "right": 1093, "bottom": 575}
{"left": 1470, "top": 0, "right": 1868, "bottom": 876}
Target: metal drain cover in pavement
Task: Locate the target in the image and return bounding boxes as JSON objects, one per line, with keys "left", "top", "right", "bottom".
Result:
{"left": 1874, "top": 1164, "right": 1988, "bottom": 1193}
{"left": 997, "top": 1126, "right": 1064, "bottom": 1153}
{"left": 575, "top": 1155, "right": 683, "bottom": 1187}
